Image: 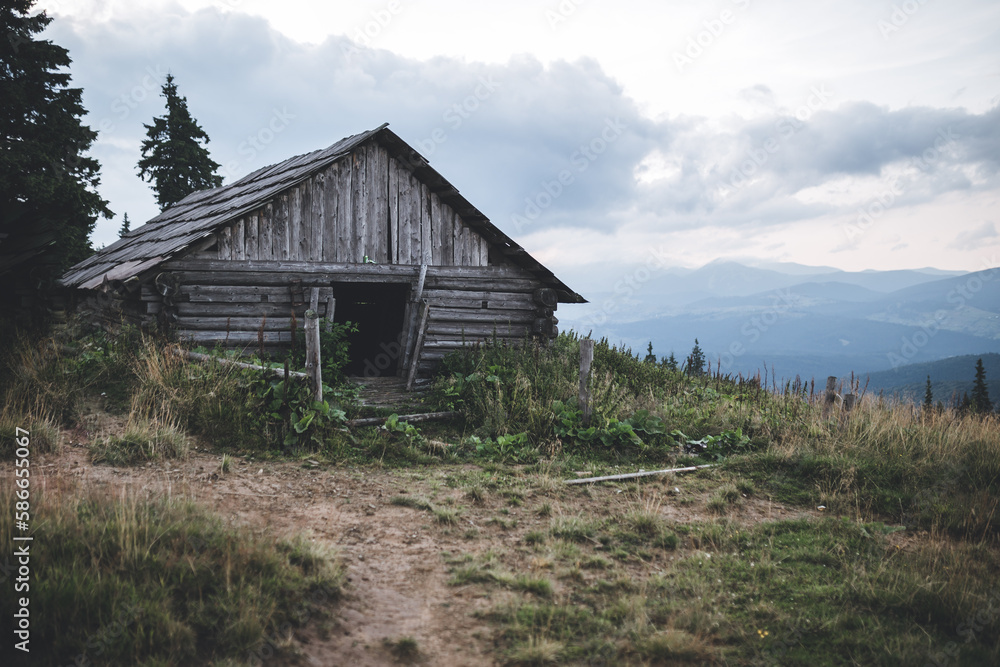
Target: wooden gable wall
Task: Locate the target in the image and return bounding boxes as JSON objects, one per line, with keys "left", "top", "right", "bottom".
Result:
{"left": 214, "top": 142, "right": 490, "bottom": 267}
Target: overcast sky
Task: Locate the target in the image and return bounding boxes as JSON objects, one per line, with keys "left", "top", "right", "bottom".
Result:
{"left": 37, "top": 0, "right": 1000, "bottom": 294}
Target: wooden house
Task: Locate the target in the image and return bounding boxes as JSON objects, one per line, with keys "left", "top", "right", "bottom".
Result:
{"left": 60, "top": 124, "right": 585, "bottom": 377}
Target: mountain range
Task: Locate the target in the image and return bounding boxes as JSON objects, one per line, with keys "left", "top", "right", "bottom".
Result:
{"left": 560, "top": 260, "right": 1000, "bottom": 391}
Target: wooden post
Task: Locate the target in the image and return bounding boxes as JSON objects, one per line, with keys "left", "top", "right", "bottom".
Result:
{"left": 579, "top": 338, "right": 595, "bottom": 426}
{"left": 402, "top": 264, "right": 428, "bottom": 373}
{"left": 324, "top": 295, "right": 336, "bottom": 333}
{"left": 822, "top": 375, "right": 838, "bottom": 418}
{"left": 305, "top": 287, "right": 323, "bottom": 402}
{"left": 406, "top": 300, "right": 430, "bottom": 391}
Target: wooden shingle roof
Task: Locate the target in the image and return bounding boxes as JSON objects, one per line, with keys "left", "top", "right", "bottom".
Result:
{"left": 61, "top": 124, "right": 585, "bottom": 303}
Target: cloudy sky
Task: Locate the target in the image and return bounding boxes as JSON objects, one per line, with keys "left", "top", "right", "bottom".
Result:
{"left": 38, "top": 0, "right": 1000, "bottom": 294}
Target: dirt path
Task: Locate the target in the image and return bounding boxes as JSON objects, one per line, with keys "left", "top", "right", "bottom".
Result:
{"left": 25, "top": 424, "right": 824, "bottom": 666}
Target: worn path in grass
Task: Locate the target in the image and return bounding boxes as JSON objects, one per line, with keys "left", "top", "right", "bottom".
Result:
{"left": 30, "top": 423, "right": 824, "bottom": 666}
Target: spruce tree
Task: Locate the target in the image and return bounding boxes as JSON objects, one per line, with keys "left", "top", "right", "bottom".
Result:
{"left": 137, "top": 73, "right": 222, "bottom": 210}
{"left": 923, "top": 375, "right": 933, "bottom": 412}
{"left": 684, "top": 339, "right": 706, "bottom": 377}
{"left": 644, "top": 342, "right": 656, "bottom": 364}
{"left": 971, "top": 358, "right": 992, "bottom": 415}
{"left": 118, "top": 212, "right": 131, "bottom": 237}
{"left": 664, "top": 352, "right": 678, "bottom": 371}
{"left": 1, "top": 0, "right": 111, "bottom": 310}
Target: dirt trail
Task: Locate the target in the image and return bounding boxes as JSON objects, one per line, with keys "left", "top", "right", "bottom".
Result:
{"left": 24, "top": 421, "right": 824, "bottom": 666}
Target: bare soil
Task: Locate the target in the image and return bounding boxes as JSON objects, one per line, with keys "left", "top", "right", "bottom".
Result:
{"left": 22, "top": 417, "right": 826, "bottom": 666}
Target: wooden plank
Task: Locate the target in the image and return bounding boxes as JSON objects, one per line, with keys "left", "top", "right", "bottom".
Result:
{"left": 259, "top": 204, "right": 273, "bottom": 260}
{"left": 289, "top": 185, "right": 302, "bottom": 261}
{"left": 424, "top": 288, "right": 536, "bottom": 303}
{"left": 274, "top": 194, "right": 289, "bottom": 260}
{"left": 322, "top": 165, "right": 338, "bottom": 262}
{"left": 218, "top": 225, "right": 232, "bottom": 260}
{"left": 478, "top": 229, "right": 489, "bottom": 267}
{"left": 389, "top": 157, "right": 399, "bottom": 264}
{"left": 370, "top": 143, "right": 388, "bottom": 263}
{"left": 311, "top": 172, "right": 325, "bottom": 261}
{"left": 452, "top": 211, "right": 463, "bottom": 266}
{"left": 565, "top": 465, "right": 717, "bottom": 485}
{"left": 420, "top": 180, "right": 432, "bottom": 265}
{"left": 232, "top": 218, "right": 245, "bottom": 260}
{"left": 174, "top": 317, "right": 298, "bottom": 331}
{"left": 399, "top": 163, "right": 414, "bottom": 265}
{"left": 245, "top": 212, "right": 259, "bottom": 260}
{"left": 338, "top": 159, "right": 354, "bottom": 262}
{"left": 406, "top": 301, "right": 431, "bottom": 391}
{"left": 428, "top": 308, "right": 536, "bottom": 324}
{"left": 177, "top": 302, "right": 307, "bottom": 317}
{"left": 352, "top": 148, "right": 367, "bottom": 262}
{"left": 425, "top": 276, "right": 539, "bottom": 292}
{"left": 160, "top": 258, "right": 536, "bottom": 278}
{"left": 182, "top": 285, "right": 292, "bottom": 303}
{"left": 177, "top": 349, "right": 309, "bottom": 379}
{"left": 401, "top": 263, "right": 429, "bottom": 372}
{"left": 426, "top": 323, "right": 531, "bottom": 337}
{"left": 176, "top": 330, "right": 295, "bottom": 345}
{"left": 346, "top": 411, "right": 458, "bottom": 428}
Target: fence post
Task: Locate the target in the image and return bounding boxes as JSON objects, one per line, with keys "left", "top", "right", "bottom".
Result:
{"left": 306, "top": 287, "right": 323, "bottom": 403}
{"left": 822, "top": 375, "right": 838, "bottom": 418}
{"left": 579, "top": 339, "right": 595, "bottom": 426}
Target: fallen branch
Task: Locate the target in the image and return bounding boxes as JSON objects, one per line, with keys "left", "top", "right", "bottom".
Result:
{"left": 564, "top": 464, "right": 717, "bottom": 485}
{"left": 346, "top": 411, "right": 460, "bottom": 428}
{"left": 176, "top": 349, "right": 308, "bottom": 380}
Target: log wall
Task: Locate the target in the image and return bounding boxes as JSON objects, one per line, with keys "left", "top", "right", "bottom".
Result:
{"left": 150, "top": 259, "right": 558, "bottom": 372}
{"left": 215, "top": 143, "right": 491, "bottom": 267}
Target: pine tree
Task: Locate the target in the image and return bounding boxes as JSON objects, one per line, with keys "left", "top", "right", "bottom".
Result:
{"left": 643, "top": 342, "right": 656, "bottom": 364}
{"left": 664, "top": 352, "right": 678, "bottom": 371}
{"left": 137, "top": 73, "right": 222, "bottom": 210}
{"left": 971, "top": 358, "right": 992, "bottom": 415}
{"left": 684, "top": 339, "right": 705, "bottom": 377}
{"left": 0, "top": 0, "right": 111, "bottom": 311}
{"left": 118, "top": 212, "right": 131, "bottom": 237}
{"left": 923, "top": 375, "right": 933, "bottom": 412}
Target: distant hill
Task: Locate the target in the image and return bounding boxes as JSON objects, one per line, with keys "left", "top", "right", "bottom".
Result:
{"left": 562, "top": 261, "right": 1000, "bottom": 384}
{"left": 862, "top": 353, "right": 1000, "bottom": 405}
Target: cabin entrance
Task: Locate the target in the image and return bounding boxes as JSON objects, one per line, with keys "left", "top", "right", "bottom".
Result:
{"left": 331, "top": 282, "right": 408, "bottom": 377}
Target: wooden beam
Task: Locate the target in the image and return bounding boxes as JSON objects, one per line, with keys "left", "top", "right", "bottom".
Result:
{"left": 345, "top": 411, "right": 459, "bottom": 428}
{"left": 176, "top": 349, "right": 308, "bottom": 379}
{"left": 564, "top": 464, "right": 717, "bottom": 485}
{"left": 406, "top": 301, "right": 430, "bottom": 391}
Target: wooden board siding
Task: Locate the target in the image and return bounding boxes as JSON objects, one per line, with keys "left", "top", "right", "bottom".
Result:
{"left": 155, "top": 258, "right": 555, "bottom": 371}
{"left": 213, "top": 145, "right": 490, "bottom": 268}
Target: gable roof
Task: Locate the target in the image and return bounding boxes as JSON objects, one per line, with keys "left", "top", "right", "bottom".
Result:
{"left": 61, "top": 124, "right": 585, "bottom": 303}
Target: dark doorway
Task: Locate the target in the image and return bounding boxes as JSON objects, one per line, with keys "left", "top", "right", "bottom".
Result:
{"left": 332, "top": 282, "right": 408, "bottom": 377}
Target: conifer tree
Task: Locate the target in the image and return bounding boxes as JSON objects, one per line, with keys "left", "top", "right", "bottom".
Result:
{"left": 118, "top": 212, "right": 131, "bottom": 237}
{"left": 1, "top": 0, "right": 111, "bottom": 309}
{"left": 644, "top": 342, "right": 657, "bottom": 364}
{"left": 664, "top": 352, "right": 678, "bottom": 371}
{"left": 137, "top": 73, "right": 222, "bottom": 210}
{"left": 684, "top": 339, "right": 706, "bottom": 377}
{"left": 923, "top": 375, "right": 933, "bottom": 412}
{"left": 971, "top": 358, "right": 992, "bottom": 415}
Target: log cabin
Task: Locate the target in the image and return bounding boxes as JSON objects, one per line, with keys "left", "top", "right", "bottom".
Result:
{"left": 60, "top": 124, "right": 586, "bottom": 378}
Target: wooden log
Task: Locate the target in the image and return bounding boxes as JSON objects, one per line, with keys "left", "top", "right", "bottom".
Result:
{"left": 346, "top": 411, "right": 459, "bottom": 428}
{"left": 305, "top": 287, "right": 322, "bottom": 402}
{"left": 579, "top": 338, "right": 595, "bottom": 426}
{"left": 176, "top": 349, "right": 308, "bottom": 379}
{"left": 160, "top": 258, "right": 535, "bottom": 279}
{"left": 822, "top": 376, "right": 841, "bottom": 418}
{"left": 325, "top": 295, "right": 336, "bottom": 332}
{"left": 564, "top": 464, "right": 717, "bottom": 485}
{"left": 406, "top": 301, "right": 430, "bottom": 391}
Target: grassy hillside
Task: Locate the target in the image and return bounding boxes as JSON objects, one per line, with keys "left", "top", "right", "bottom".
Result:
{"left": 2, "top": 322, "right": 998, "bottom": 665}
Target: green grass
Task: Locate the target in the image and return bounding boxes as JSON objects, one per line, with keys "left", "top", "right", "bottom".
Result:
{"left": 0, "top": 484, "right": 344, "bottom": 666}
